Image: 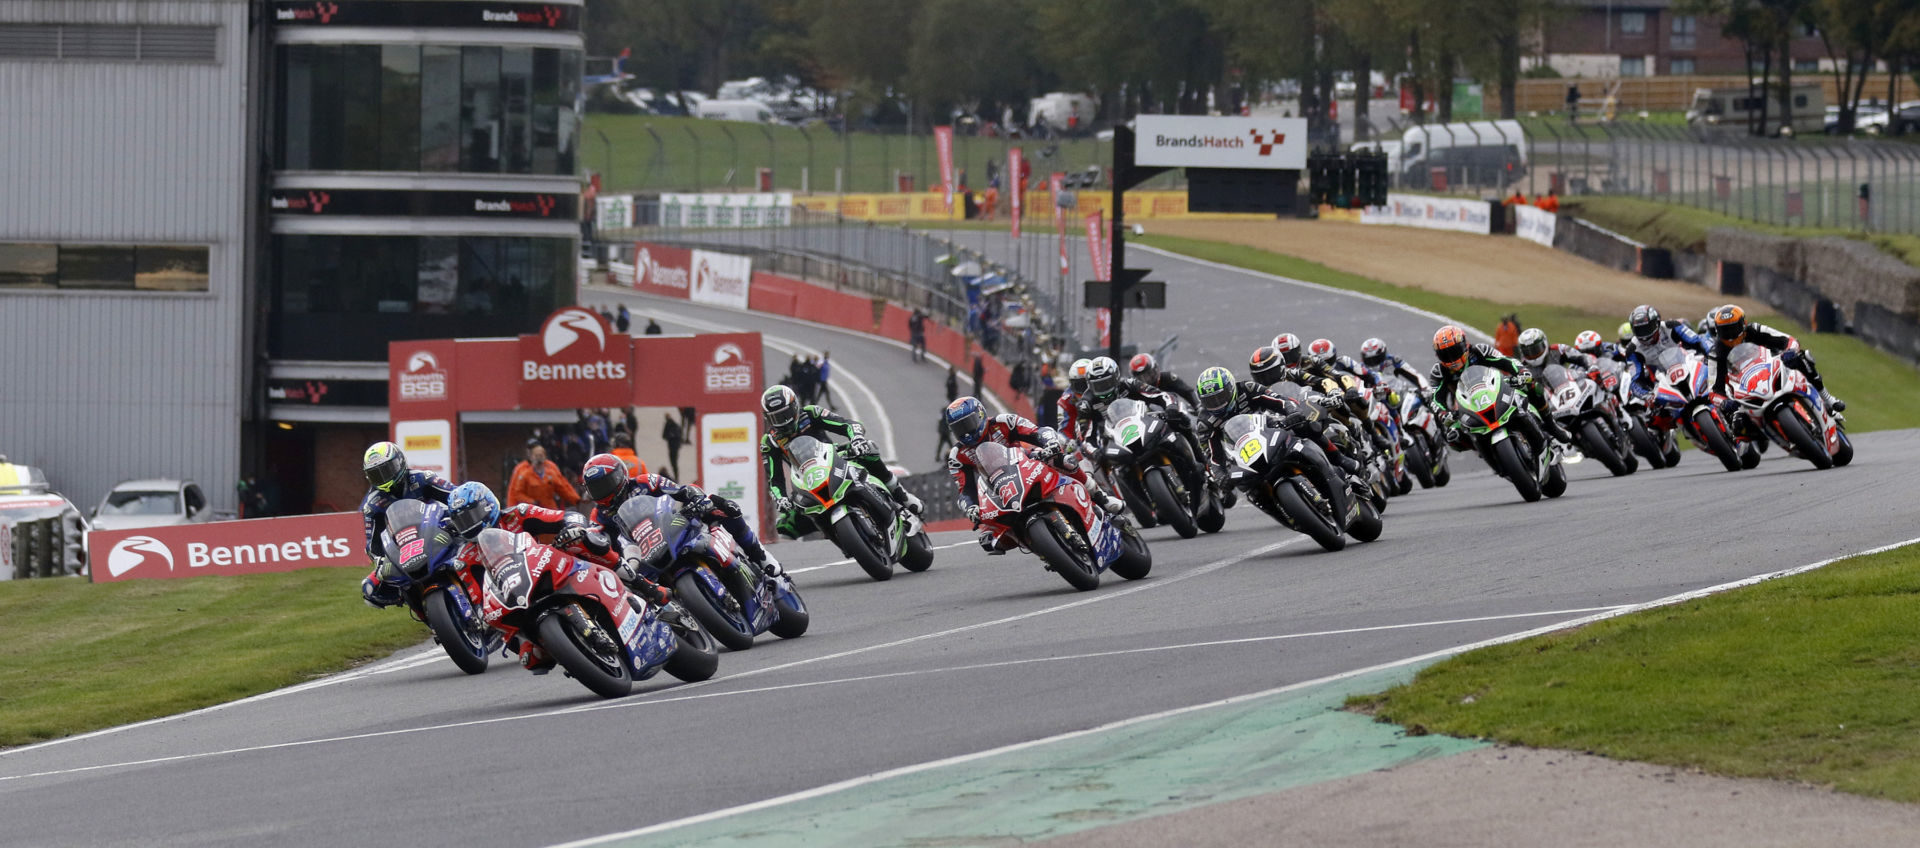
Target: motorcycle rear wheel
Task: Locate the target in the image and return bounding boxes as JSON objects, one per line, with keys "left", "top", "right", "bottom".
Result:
{"left": 1277, "top": 479, "right": 1345, "bottom": 552}
{"left": 663, "top": 616, "right": 720, "bottom": 682}
{"left": 768, "top": 586, "right": 810, "bottom": 639}
{"left": 424, "top": 587, "right": 491, "bottom": 675}
{"left": 1834, "top": 430, "right": 1855, "bottom": 466}
{"left": 1145, "top": 468, "right": 1197, "bottom": 539}
{"left": 1774, "top": 406, "right": 1833, "bottom": 470}
{"left": 900, "top": 530, "right": 935, "bottom": 571}
{"left": 1492, "top": 437, "right": 1542, "bottom": 502}
{"left": 538, "top": 608, "right": 633, "bottom": 699}
{"left": 1027, "top": 515, "right": 1101, "bottom": 591}
{"left": 1196, "top": 489, "right": 1227, "bottom": 534}
{"left": 674, "top": 571, "right": 755, "bottom": 651}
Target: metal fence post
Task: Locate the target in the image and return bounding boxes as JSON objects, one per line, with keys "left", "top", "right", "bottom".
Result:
{"left": 758, "top": 124, "right": 777, "bottom": 190}
{"left": 684, "top": 124, "right": 702, "bottom": 192}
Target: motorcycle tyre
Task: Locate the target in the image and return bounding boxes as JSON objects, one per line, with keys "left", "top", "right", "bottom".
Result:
{"left": 1628, "top": 417, "right": 1667, "bottom": 469}
{"left": 835, "top": 509, "right": 893, "bottom": 582}
{"left": 1276, "top": 479, "right": 1345, "bottom": 552}
{"left": 1834, "top": 430, "right": 1855, "bottom": 467}
{"left": 424, "top": 587, "right": 490, "bottom": 675}
{"left": 1543, "top": 459, "right": 1568, "bottom": 498}
{"left": 1109, "top": 522, "right": 1153, "bottom": 580}
{"left": 1774, "top": 407, "right": 1833, "bottom": 470}
{"left": 538, "top": 609, "right": 633, "bottom": 699}
{"left": 1347, "top": 499, "right": 1384, "bottom": 543}
{"left": 1405, "top": 434, "right": 1436, "bottom": 489}
{"left": 1196, "top": 490, "right": 1226, "bottom": 534}
{"left": 674, "top": 571, "right": 755, "bottom": 651}
{"left": 901, "top": 530, "right": 935, "bottom": 571}
{"left": 1145, "top": 468, "right": 1197, "bottom": 539}
{"left": 1579, "top": 420, "right": 1630, "bottom": 477}
{"left": 1122, "top": 478, "right": 1159, "bottom": 528}
{"left": 1027, "top": 515, "right": 1100, "bottom": 591}
{"left": 768, "top": 587, "right": 811, "bottom": 639}
{"left": 663, "top": 618, "right": 720, "bottom": 682}
{"left": 1693, "top": 409, "right": 1743, "bottom": 472}
{"left": 1493, "top": 437, "right": 1542, "bottom": 502}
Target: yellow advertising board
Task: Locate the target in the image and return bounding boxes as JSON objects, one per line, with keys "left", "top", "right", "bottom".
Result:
{"left": 792, "top": 190, "right": 1270, "bottom": 223}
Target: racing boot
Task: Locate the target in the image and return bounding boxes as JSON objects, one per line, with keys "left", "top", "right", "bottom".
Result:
{"left": 886, "top": 479, "right": 924, "bottom": 514}
{"left": 1094, "top": 489, "right": 1126, "bottom": 515}
{"left": 1824, "top": 390, "right": 1847, "bottom": 414}
{"left": 508, "top": 635, "right": 555, "bottom": 675}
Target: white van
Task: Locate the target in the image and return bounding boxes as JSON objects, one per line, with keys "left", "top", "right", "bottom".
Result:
{"left": 1028, "top": 92, "right": 1097, "bottom": 133}
{"left": 695, "top": 99, "right": 776, "bottom": 124}
{"left": 1398, "top": 119, "right": 1528, "bottom": 188}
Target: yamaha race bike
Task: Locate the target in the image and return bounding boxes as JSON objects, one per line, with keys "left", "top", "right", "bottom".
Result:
{"left": 1645, "top": 347, "right": 1755, "bottom": 472}
{"left": 377, "top": 498, "right": 501, "bottom": 675}
{"left": 1221, "top": 409, "right": 1383, "bottom": 551}
{"left": 1094, "top": 398, "right": 1225, "bottom": 539}
{"left": 775, "top": 435, "right": 933, "bottom": 580}
{"left": 1541, "top": 364, "right": 1637, "bottom": 477}
{"left": 1723, "top": 343, "right": 1854, "bottom": 470}
{"left": 1451, "top": 366, "right": 1567, "bottom": 502}
{"left": 973, "top": 441, "right": 1151, "bottom": 591}
{"left": 615, "top": 494, "right": 808, "bottom": 651}
{"left": 473, "top": 528, "right": 717, "bottom": 699}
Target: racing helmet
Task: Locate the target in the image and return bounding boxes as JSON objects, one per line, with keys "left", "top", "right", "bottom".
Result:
{"left": 1195, "top": 367, "right": 1238, "bottom": 415}
{"left": 1710, "top": 303, "right": 1748, "bottom": 347}
{"left": 1067, "top": 358, "right": 1093, "bottom": 394}
{"left": 1359, "top": 338, "right": 1389, "bottom": 368}
{"left": 1128, "top": 353, "right": 1159, "bottom": 384}
{"left": 945, "top": 397, "right": 987, "bottom": 446}
{"left": 1272, "top": 333, "right": 1304, "bottom": 366}
{"left": 1629, "top": 305, "right": 1662, "bottom": 343}
{"left": 1433, "top": 325, "right": 1469, "bottom": 374}
{"left": 1304, "top": 338, "right": 1336, "bottom": 368}
{"left": 1516, "top": 328, "right": 1549, "bottom": 367}
{"left": 363, "top": 441, "right": 407, "bottom": 494}
{"left": 1573, "top": 330, "right": 1605, "bottom": 356}
{"left": 581, "top": 453, "right": 630, "bottom": 505}
{"left": 447, "top": 482, "right": 501, "bottom": 540}
{"left": 1249, "top": 345, "right": 1287, "bottom": 386}
{"left": 761, "top": 385, "right": 801, "bottom": 436}
{"left": 1616, "top": 322, "right": 1634, "bottom": 344}
{"left": 1085, "top": 356, "right": 1121, "bottom": 400}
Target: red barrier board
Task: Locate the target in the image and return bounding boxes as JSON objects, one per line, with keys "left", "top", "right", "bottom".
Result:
{"left": 631, "top": 242, "right": 693, "bottom": 299}
{"left": 88, "top": 513, "right": 367, "bottom": 582}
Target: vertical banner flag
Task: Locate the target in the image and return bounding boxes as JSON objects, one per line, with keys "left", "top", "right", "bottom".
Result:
{"left": 1008, "top": 147, "right": 1024, "bottom": 239}
{"left": 934, "top": 125, "right": 956, "bottom": 213}
{"left": 1097, "top": 307, "right": 1112, "bottom": 348}
{"left": 1084, "top": 211, "right": 1110, "bottom": 281}
{"left": 1050, "top": 172, "right": 1068, "bottom": 275}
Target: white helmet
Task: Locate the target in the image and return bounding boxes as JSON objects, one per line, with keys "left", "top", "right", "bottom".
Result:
{"left": 1517, "top": 328, "right": 1549, "bottom": 367}
{"left": 1067, "top": 358, "right": 1093, "bottom": 394}
{"left": 1085, "top": 356, "right": 1121, "bottom": 400}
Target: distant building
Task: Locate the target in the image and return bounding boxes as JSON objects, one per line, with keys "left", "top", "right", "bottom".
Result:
{"left": 1536, "top": 1, "right": 1826, "bottom": 78}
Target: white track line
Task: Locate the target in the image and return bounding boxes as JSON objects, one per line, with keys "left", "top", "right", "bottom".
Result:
{"left": 0, "top": 536, "right": 1305, "bottom": 781}
{"left": 545, "top": 534, "right": 1920, "bottom": 847}
{"left": 787, "top": 539, "right": 974, "bottom": 574}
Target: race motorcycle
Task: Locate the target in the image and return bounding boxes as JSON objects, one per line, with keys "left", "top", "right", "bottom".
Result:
{"left": 1452, "top": 365, "right": 1567, "bottom": 502}
{"left": 1723, "top": 342, "right": 1854, "bottom": 470}
{"left": 1365, "top": 384, "right": 1415, "bottom": 496}
{"left": 1594, "top": 357, "right": 1675, "bottom": 469}
{"left": 615, "top": 493, "right": 808, "bottom": 651}
{"left": 1386, "top": 373, "right": 1451, "bottom": 488}
{"left": 1541, "top": 364, "right": 1637, "bottom": 477}
{"left": 376, "top": 498, "right": 501, "bottom": 675}
{"left": 973, "top": 441, "right": 1151, "bottom": 591}
{"left": 774, "top": 435, "right": 933, "bottom": 580}
{"left": 473, "top": 527, "right": 718, "bottom": 699}
{"left": 1645, "top": 347, "right": 1756, "bottom": 472}
{"left": 1093, "top": 398, "right": 1225, "bottom": 539}
{"left": 1221, "top": 408, "right": 1383, "bottom": 551}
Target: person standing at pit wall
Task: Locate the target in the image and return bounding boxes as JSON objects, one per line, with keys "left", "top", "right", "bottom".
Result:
{"left": 507, "top": 442, "right": 579, "bottom": 510}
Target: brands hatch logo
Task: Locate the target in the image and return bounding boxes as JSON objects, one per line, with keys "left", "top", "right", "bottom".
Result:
{"left": 704, "top": 342, "right": 754, "bottom": 393}
{"left": 473, "top": 195, "right": 558, "bottom": 217}
{"left": 107, "top": 536, "right": 173, "bottom": 578}
{"left": 276, "top": 1, "right": 338, "bottom": 22}
{"left": 543, "top": 309, "right": 607, "bottom": 356}
{"left": 480, "top": 5, "right": 565, "bottom": 27}
{"left": 399, "top": 350, "right": 448, "bottom": 401}
{"left": 1248, "top": 129, "right": 1286, "bottom": 156}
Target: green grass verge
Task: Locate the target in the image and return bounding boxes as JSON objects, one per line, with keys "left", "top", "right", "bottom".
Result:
{"left": 0, "top": 568, "right": 424, "bottom": 748}
{"left": 1348, "top": 541, "right": 1920, "bottom": 802}
{"left": 1135, "top": 232, "right": 1920, "bottom": 433}
{"left": 1564, "top": 195, "right": 1920, "bottom": 268}
{"left": 582, "top": 115, "right": 1169, "bottom": 195}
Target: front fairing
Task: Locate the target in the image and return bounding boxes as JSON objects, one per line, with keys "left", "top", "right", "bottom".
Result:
{"left": 784, "top": 436, "right": 849, "bottom": 512}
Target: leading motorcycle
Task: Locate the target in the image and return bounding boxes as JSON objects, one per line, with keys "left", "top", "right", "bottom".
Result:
{"left": 376, "top": 498, "right": 500, "bottom": 675}
{"left": 1723, "top": 342, "right": 1854, "bottom": 470}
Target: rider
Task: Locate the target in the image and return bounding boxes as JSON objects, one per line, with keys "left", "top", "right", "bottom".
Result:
{"left": 1073, "top": 355, "right": 1207, "bottom": 489}
{"left": 1573, "top": 330, "right": 1627, "bottom": 363}
{"left": 358, "top": 441, "right": 454, "bottom": 562}
{"left": 1706, "top": 303, "right": 1845, "bottom": 411}
{"left": 1620, "top": 304, "right": 1714, "bottom": 399}
{"left": 1359, "top": 338, "right": 1429, "bottom": 389}
{"left": 1058, "top": 358, "right": 1094, "bottom": 438}
{"left": 575, "top": 454, "right": 783, "bottom": 584}
{"left": 1515, "top": 328, "right": 1597, "bottom": 375}
{"left": 1192, "top": 366, "right": 1368, "bottom": 492}
{"left": 1616, "top": 321, "right": 1636, "bottom": 346}
{"left": 760, "top": 385, "right": 923, "bottom": 516}
{"left": 1427, "top": 325, "right": 1576, "bottom": 446}
{"left": 1128, "top": 353, "right": 1200, "bottom": 408}
{"left": 945, "top": 397, "right": 1125, "bottom": 552}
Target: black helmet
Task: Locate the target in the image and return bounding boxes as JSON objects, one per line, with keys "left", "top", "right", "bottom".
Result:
{"left": 1629, "top": 305, "right": 1662, "bottom": 343}
{"left": 1249, "top": 345, "right": 1287, "bottom": 386}
{"left": 1196, "top": 367, "right": 1237, "bottom": 414}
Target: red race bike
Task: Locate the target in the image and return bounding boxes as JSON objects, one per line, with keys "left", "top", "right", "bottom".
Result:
{"left": 972, "top": 442, "right": 1151, "bottom": 592}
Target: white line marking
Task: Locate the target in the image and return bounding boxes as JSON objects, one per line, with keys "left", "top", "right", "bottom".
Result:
{"left": 787, "top": 539, "right": 973, "bottom": 574}
{"left": 0, "top": 536, "right": 1305, "bottom": 781}
{"left": 545, "top": 534, "right": 1920, "bottom": 847}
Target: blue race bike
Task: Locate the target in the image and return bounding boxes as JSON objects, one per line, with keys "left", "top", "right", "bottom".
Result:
{"left": 614, "top": 494, "right": 808, "bottom": 651}
{"left": 377, "top": 498, "right": 502, "bottom": 675}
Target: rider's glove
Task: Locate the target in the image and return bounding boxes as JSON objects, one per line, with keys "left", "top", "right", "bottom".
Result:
{"left": 1030, "top": 444, "right": 1059, "bottom": 462}
{"left": 361, "top": 576, "right": 396, "bottom": 608}
{"left": 964, "top": 504, "right": 981, "bottom": 524}
{"left": 1512, "top": 369, "right": 1534, "bottom": 386}
{"left": 774, "top": 496, "right": 794, "bottom": 514}
{"left": 553, "top": 525, "right": 587, "bottom": 548}
{"left": 849, "top": 437, "right": 877, "bottom": 457}
{"left": 616, "top": 555, "right": 646, "bottom": 587}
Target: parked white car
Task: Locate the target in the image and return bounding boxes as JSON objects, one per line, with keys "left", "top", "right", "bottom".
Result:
{"left": 90, "top": 479, "right": 211, "bottom": 531}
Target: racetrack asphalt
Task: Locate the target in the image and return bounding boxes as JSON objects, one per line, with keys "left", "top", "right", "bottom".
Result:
{"left": 3, "top": 253, "right": 1916, "bottom": 847}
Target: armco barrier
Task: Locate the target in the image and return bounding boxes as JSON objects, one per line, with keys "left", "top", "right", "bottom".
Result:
{"left": 87, "top": 512, "right": 366, "bottom": 582}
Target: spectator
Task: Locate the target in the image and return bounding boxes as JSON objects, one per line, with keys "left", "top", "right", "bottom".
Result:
{"left": 1502, "top": 190, "right": 1528, "bottom": 207}
{"left": 615, "top": 304, "right": 631, "bottom": 334}
{"left": 981, "top": 185, "right": 1000, "bottom": 222}
{"left": 1536, "top": 190, "right": 1560, "bottom": 213}
{"left": 972, "top": 354, "right": 986, "bottom": 397}
{"left": 1010, "top": 360, "right": 1030, "bottom": 396}
{"left": 816, "top": 351, "right": 836, "bottom": 410}
{"left": 799, "top": 355, "right": 821, "bottom": 404}
{"left": 507, "top": 443, "right": 580, "bottom": 510}
{"left": 933, "top": 407, "right": 954, "bottom": 462}
{"left": 1565, "top": 84, "right": 1582, "bottom": 125}
{"left": 908, "top": 308, "right": 928, "bottom": 362}
{"left": 946, "top": 364, "right": 960, "bottom": 403}
{"left": 610, "top": 432, "right": 646, "bottom": 477}
{"left": 1495, "top": 313, "right": 1522, "bottom": 356}
{"left": 620, "top": 407, "right": 639, "bottom": 437}
{"left": 661, "top": 412, "right": 685, "bottom": 480}
{"left": 598, "top": 306, "right": 615, "bottom": 326}
{"left": 644, "top": 317, "right": 663, "bottom": 335}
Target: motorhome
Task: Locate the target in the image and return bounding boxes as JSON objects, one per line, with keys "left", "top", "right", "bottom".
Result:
{"left": 1686, "top": 84, "right": 1825, "bottom": 135}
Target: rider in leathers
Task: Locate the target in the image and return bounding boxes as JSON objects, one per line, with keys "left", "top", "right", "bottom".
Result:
{"left": 1073, "top": 358, "right": 1209, "bottom": 498}
{"left": 1619, "top": 305, "right": 1714, "bottom": 399}
{"left": 575, "top": 459, "right": 782, "bottom": 584}
{"left": 759, "top": 385, "right": 923, "bottom": 517}
{"left": 358, "top": 441, "right": 454, "bottom": 562}
{"left": 1359, "top": 338, "right": 1429, "bottom": 391}
{"left": 1427, "top": 326, "right": 1576, "bottom": 447}
{"left": 945, "top": 397, "right": 1124, "bottom": 552}
{"left": 1128, "top": 353, "right": 1201, "bottom": 408}
{"left": 1705, "top": 304, "right": 1845, "bottom": 412}
{"left": 1516, "top": 328, "right": 1598, "bottom": 376}
{"left": 1251, "top": 346, "right": 1384, "bottom": 462}
{"left": 1192, "top": 367, "right": 1369, "bottom": 511}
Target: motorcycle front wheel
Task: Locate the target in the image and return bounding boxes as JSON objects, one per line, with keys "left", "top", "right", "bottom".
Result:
{"left": 834, "top": 507, "right": 893, "bottom": 582}
{"left": 424, "top": 587, "right": 491, "bottom": 675}
{"left": 1026, "top": 515, "right": 1100, "bottom": 591}
{"left": 1276, "top": 479, "right": 1345, "bottom": 552}
{"left": 674, "top": 570, "right": 756, "bottom": 651}
{"left": 1773, "top": 404, "right": 1833, "bottom": 470}
{"left": 1692, "top": 408, "right": 1743, "bottom": 472}
{"left": 538, "top": 606, "right": 634, "bottom": 699}
{"left": 662, "top": 614, "right": 720, "bottom": 682}
{"left": 1145, "top": 467, "right": 1197, "bottom": 539}
{"left": 1405, "top": 433, "right": 1436, "bottom": 489}
{"left": 1492, "top": 437, "right": 1542, "bottom": 502}
{"left": 900, "top": 529, "right": 935, "bottom": 571}
{"left": 1108, "top": 522, "right": 1153, "bottom": 580}
{"left": 1581, "top": 420, "right": 1630, "bottom": 477}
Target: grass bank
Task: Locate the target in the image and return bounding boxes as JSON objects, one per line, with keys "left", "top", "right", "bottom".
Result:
{"left": 1349, "top": 541, "right": 1920, "bottom": 802}
{"left": 1563, "top": 195, "right": 1920, "bottom": 268}
{"left": 0, "top": 568, "right": 423, "bottom": 748}
{"left": 1136, "top": 232, "right": 1920, "bottom": 433}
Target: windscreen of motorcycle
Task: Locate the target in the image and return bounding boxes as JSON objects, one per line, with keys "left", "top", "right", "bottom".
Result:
{"left": 1726, "top": 342, "right": 1775, "bottom": 401}
{"left": 974, "top": 442, "right": 1024, "bottom": 512}
{"left": 1652, "top": 347, "right": 1693, "bottom": 388}
{"left": 382, "top": 498, "right": 434, "bottom": 580}
{"left": 786, "top": 435, "right": 838, "bottom": 494}
{"left": 616, "top": 495, "right": 677, "bottom": 571}
{"left": 1542, "top": 365, "right": 1583, "bottom": 413}
{"left": 1106, "top": 399, "right": 1148, "bottom": 446}
{"left": 1223, "top": 414, "right": 1268, "bottom": 469}
{"left": 476, "top": 528, "right": 532, "bottom": 610}
{"left": 1456, "top": 365, "right": 1501, "bottom": 413}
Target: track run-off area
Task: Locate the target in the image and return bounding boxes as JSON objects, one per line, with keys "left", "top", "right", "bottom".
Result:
{"left": 4, "top": 249, "right": 1918, "bottom": 847}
